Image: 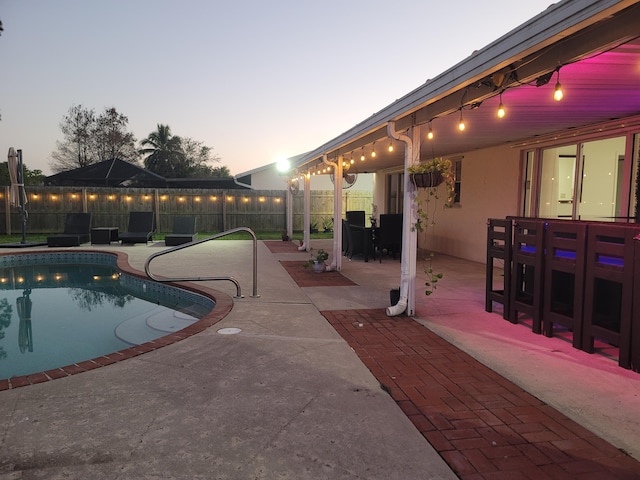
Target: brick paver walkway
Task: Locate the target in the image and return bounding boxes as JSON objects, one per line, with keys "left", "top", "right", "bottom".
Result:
{"left": 322, "top": 309, "right": 640, "bottom": 480}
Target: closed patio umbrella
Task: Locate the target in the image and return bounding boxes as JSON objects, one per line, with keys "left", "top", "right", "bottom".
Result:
{"left": 2, "top": 148, "right": 45, "bottom": 247}
{"left": 8, "top": 147, "right": 26, "bottom": 209}
{"left": 17, "top": 288, "right": 33, "bottom": 353}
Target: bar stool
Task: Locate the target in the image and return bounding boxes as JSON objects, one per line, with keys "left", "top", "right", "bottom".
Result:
{"left": 485, "top": 218, "right": 512, "bottom": 320}
{"left": 582, "top": 223, "right": 634, "bottom": 369}
{"left": 509, "top": 218, "right": 545, "bottom": 333}
{"left": 542, "top": 220, "right": 586, "bottom": 349}
{"left": 632, "top": 232, "right": 640, "bottom": 372}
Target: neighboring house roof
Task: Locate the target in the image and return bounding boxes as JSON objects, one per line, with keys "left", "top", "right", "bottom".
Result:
{"left": 44, "top": 159, "right": 166, "bottom": 187}
{"left": 44, "top": 158, "right": 248, "bottom": 189}
{"left": 290, "top": 0, "right": 640, "bottom": 173}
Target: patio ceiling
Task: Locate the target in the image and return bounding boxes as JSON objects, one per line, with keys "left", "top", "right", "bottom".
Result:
{"left": 293, "top": 1, "right": 640, "bottom": 176}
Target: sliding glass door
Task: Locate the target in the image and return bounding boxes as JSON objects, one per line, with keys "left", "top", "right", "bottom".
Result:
{"left": 533, "top": 135, "right": 633, "bottom": 221}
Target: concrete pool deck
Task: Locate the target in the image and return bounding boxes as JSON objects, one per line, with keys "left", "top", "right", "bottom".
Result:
{"left": 0, "top": 238, "right": 639, "bottom": 479}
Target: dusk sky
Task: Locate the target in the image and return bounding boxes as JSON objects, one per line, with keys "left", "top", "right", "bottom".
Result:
{"left": 1, "top": 0, "right": 554, "bottom": 176}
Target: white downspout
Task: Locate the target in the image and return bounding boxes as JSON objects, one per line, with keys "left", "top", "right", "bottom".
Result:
{"left": 302, "top": 173, "right": 311, "bottom": 251}
{"left": 386, "top": 121, "right": 419, "bottom": 317}
{"left": 323, "top": 154, "right": 342, "bottom": 271}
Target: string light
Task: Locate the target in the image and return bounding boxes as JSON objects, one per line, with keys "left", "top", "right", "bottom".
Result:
{"left": 497, "top": 92, "right": 506, "bottom": 118}
{"left": 360, "top": 147, "right": 365, "bottom": 161}
{"left": 427, "top": 122, "right": 434, "bottom": 140}
{"left": 388, "top": 141, "right": 394, "bottom": 152}
{"left": 371, "top": 142, "right": 376, "bottom": 157}
{"left": 554, "top": 68, "right": 563, "bottom": 101}
{"left": 458, "top": 109, "right": 465, "bottom": 131}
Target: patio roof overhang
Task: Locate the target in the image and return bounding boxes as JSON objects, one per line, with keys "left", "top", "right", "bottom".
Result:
{"left": 290, "top": 0, "right": 640, "bottom": 176}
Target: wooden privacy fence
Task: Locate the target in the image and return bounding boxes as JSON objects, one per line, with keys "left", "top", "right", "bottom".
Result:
{"left": 1, "top": 186, "right": 372, "bottom": 234}
{"left": 292, "top": 190, "right": 373, "bottom": 231}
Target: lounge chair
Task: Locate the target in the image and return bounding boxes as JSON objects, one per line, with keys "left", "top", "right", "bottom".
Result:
{"left": 47, "top": 213, "right": 92, "bottom": 247}
{"left": 119, "top": 211, "right": 155, "bottom": 244}
{"left": 165, "top": 216, "right": 197, "bottom": 246}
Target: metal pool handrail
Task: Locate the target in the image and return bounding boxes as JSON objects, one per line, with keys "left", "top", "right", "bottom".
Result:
{"left": 144, "top": 227, "right": 259, "bottom": 298}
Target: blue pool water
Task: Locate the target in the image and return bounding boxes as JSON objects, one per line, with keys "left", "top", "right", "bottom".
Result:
{"left": 0, "top": 252, "right": 214, "bottom": 379}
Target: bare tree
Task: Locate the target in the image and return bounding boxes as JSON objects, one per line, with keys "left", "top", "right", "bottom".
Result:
{"left": 50, "top": 105, "right": 138, "bottom": 173}
{"left": 93, "top": 107, "right": 138, "bottom": 164}
{"left": 180, "top": 137, "right": 227, "bottom": 177}
{"left": 50, "top": 104, "right": 96, "bottom": 172}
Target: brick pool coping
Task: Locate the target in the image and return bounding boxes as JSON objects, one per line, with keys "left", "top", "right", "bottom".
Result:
{"left": 0, "top": 249, "right": 234, "bottom": 391}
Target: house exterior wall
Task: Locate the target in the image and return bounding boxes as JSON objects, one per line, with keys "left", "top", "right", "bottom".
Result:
{"left": 247, "top": 167, "right": 291, "bottom": 190}
{"left": 249, "top": 166, "right": 374, "bottom": 191}
{"left": 419, "top": 144, "right": 521, "bottom": 264}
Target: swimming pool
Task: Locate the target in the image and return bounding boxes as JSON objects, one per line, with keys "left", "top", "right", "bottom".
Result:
{"left": 0, "top": 252, "right": 215, "bottom": 381}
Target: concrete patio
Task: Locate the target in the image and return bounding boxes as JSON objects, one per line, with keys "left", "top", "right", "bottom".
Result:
{"left": 0, "top": 238, "right": 638, "bottom": 479}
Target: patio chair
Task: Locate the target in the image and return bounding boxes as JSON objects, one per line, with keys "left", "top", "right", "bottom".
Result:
{"left": 165, "top": 216, "right": 197, "bottom": 246}
{"left": 377, "top": 214, "right": 403, "bottom": 262}
{"left": 344, "top": 211, "right": 373, "bottom": 261}
{"left": 345, "top": 210, "right": 365, "bottom": 227}
{"left": 344, "top": 221, "right": 365, "bottom": 259}
{"left": 342, "top": 219, "right": 350, "bottom": 256}
{"left": 119, "top": 211, "right": 155, "bottom": 244}
{"left": 47, "top": 213, "right": 92, "bottom": 247}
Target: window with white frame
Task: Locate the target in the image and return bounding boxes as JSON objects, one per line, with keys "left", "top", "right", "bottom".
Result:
{"left": 452, "top": 157, "right": 462, "bottom": 205}
{"left": 524, "top": 127, "right": 639, "bottom": 221}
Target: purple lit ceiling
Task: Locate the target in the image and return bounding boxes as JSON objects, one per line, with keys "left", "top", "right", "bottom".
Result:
{"left": 344, "top": 37, "right": 640, "bottom": 173}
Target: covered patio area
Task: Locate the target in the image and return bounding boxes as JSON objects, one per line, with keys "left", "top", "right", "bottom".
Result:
{"left": 279, "top": 0, "right": 640, "bottom": 320}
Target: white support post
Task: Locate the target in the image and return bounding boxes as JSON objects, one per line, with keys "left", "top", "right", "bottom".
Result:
{"left": 303, "top": 174, "right": 311, "bottom": 250}
{"left": 386, "top": 122, "right": 419, "bottom": 317}
{"left": 326, "top": 154, "right": 343, "bottom": 271}
{"left": 286, "top": 184, "right": 294, "bottom": 241}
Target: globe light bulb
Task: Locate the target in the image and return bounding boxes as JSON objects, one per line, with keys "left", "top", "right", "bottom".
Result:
{"left": 554, "top": 82, "right": 563, "bottom": 101}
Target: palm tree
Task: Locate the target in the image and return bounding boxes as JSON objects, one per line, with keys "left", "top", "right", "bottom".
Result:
{"left": 139, "top": 124, "right": 185, "bottom": 177}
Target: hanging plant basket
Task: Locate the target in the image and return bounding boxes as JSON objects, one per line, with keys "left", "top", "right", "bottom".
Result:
{"left": 410, "top": 172, "right": 443, "bottom": 188}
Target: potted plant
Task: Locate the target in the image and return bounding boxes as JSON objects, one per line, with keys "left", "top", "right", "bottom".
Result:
{"left": 405, "top": 158, "right": 454, "bottom": 299}
{"left": 407, "top": 157, "right": 455, "bottom": 232}
{"left": 370, "top": 203, "right": 378, "bottom": 227}
{"left": 303, "top": 248, "right": 329, "bottom": 273}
